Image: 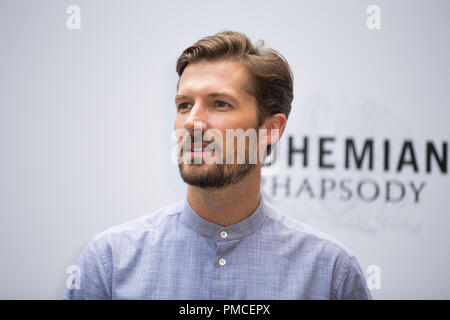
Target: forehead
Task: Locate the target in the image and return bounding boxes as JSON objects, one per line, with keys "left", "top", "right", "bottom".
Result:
{"left": 177, "top": 59, "right": 251, "bottom": 96}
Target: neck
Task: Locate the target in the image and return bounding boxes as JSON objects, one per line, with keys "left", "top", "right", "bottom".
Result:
{"left": 186, "top": 166, "right": 262, "bottom": 227}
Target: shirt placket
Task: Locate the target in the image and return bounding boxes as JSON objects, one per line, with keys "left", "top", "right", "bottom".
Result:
{"left": 211, "top": 229, "right": 235, "bottom": 299}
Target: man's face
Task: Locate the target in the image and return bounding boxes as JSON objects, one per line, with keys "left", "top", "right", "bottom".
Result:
{"left": 174, "top": 59, "right": 262, "bottom": 189}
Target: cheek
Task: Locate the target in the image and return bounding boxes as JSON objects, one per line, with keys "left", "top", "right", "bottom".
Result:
{"left": 173, "top": 118, "right": 187, "bottom": 144}
{"left": 174, "top": 116, "right": 184, "bottom": 129}
{"left": 208, "top": 112, "right": 254, "bottom": 130}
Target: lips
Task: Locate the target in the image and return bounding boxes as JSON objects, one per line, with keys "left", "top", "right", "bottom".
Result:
{"left": 189, "top": 142, "right": 212, "bottom": 152}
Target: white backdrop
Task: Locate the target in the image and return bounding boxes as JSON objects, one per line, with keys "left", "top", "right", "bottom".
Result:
{"left": 0, "top": 0, "right": 449, "bottom": 299}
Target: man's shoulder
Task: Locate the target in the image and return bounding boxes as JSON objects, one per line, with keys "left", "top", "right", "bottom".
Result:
{"left": 91, "top": 198, "right": 184, "bottom": 244}
{"left": 263, "top": 205, "right": 371, "bottom": 299}
{"left": 263, "top": 201, "right": 355, "bottom": 260}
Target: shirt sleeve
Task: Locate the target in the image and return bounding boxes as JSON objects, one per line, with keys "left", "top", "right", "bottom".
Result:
{"left": 63, "top": 239, "right": 112, "bottom": 300}
{"left": 333, "top": 255, "right": 373, "bottom": 300}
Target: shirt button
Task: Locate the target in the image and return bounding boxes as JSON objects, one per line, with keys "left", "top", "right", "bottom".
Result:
{"left": 219, "top": 258, "right": 226, "bottom": 266}
{"left": 220, "top": 231, "right": 228, "bottom": 239}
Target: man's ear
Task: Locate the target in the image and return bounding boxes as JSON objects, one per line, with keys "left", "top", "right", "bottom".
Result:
{"left": 259, "top": 113, "right": 287, "bottom": 146}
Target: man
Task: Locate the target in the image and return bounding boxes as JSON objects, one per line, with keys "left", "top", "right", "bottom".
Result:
{"left": 64, "top": 30, "right": 372, "bottom": 300}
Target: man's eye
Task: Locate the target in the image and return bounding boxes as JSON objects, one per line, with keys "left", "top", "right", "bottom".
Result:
{"left": 216, "top": 101, "right": 230, "bottom": 108}
{"left": 178, "top": 102, "right": 191, "bottom": 111}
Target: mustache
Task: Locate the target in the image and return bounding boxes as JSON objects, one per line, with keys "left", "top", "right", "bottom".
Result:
{"left": 179, "top": 133, "right": 220, "bottom": 151}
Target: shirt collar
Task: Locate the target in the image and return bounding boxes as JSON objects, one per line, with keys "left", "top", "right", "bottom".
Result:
{"left": 181, "top": 194, "right": 267, "bottom": 241}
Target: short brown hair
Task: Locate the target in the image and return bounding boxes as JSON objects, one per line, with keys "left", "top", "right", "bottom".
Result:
{"left": 176, "top": 30, "right": 294, "bottom": 155}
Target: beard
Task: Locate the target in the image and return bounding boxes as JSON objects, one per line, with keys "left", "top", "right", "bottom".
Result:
{"left": 176, "top": 122, "right": 264, "bottom": 189}
{"left": 178, "top": 161, "right": 255, "bottom": 189}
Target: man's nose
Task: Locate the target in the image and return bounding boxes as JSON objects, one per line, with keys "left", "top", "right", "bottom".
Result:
{"left": 184, "top": 103, "right": 208, "bottom": 134}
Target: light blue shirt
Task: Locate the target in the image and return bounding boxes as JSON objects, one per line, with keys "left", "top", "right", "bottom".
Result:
{"left": 64, "top": 194, "right": 372, "bottom": 300}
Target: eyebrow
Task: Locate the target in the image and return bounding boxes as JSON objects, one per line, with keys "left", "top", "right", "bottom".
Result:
{"left": 175, "top": 92, "right": 240, "bottom": 105}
